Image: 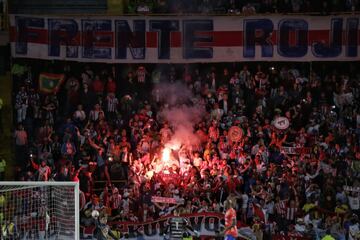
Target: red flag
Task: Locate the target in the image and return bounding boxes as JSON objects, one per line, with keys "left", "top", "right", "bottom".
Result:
{"left": 253, "top": 203, "right": 265, "bottom": 222}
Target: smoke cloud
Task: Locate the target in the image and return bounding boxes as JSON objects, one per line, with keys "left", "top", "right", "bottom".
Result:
{"left": 155, "top": 82, "right": 206, "bottom": 150}
{"left": 153, "top": 82, "right": 194, "bottom": 106}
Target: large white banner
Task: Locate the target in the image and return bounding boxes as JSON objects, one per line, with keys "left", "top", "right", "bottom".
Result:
{"left": 9, "top": 14, "right": 360, "bottom": 63}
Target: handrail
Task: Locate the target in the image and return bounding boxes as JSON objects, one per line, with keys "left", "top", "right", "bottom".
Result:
{"left": 6, "top": 11, "right": 360, "bottom": 17}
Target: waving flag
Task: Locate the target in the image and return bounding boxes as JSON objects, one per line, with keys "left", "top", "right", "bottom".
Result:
{"left": 253, "top": 203, "right": 266, "bottom": 223}
{"left": 39, "top": 73, "right": 64, "bottom": 94}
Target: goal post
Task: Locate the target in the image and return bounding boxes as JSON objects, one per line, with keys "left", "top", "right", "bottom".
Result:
{"left": 0, "top": 181, "right": 80, "bottom": 240}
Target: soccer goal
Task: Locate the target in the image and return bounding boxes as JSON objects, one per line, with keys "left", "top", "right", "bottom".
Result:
{"left": 0, "top": 181, "right": 79, "bottom": 240}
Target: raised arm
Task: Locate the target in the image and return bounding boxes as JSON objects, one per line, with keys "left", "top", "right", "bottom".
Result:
{"left": 30, "top": 159, "right": 39, "bottom": 170}
{"left": 88, "top": 137, "right": 101, "bottom": 151}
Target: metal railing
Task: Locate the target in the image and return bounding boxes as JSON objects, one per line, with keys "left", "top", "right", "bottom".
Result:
{"left": 8, "top": 0, "right": 107, "bottom": 14}
{"left": 5, "top": 0, "right": 360, "bottom": 16}
{"left": 5, "top": 11, "right": 360, "bottom": 17}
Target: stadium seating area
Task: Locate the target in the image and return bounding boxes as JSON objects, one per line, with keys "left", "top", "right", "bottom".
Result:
{"left": 8, "top": 60, "right": 360, "bottom": 239}
{"left": 1, "top": 1, "right": 360, "bottom": 239}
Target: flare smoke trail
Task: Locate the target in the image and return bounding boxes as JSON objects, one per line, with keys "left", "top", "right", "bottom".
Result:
{"left": 154, "top": 82, "right": 206, "bottom": 150}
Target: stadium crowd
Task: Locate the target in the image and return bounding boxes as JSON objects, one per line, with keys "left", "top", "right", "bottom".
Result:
{"left": 126, "top": 0, "right": 360, "bottom": 14}
{"left": 7, "top": 59, "right": 360, "bottom": 239}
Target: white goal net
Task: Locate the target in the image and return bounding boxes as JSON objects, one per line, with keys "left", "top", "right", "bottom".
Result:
{"left": 0, "top": 182, "right": 79, "bottom": 240}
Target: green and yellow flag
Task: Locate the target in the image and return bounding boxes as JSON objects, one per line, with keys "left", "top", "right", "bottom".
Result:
{"left": 39, "top": 73, "right": 64, "bottom": 94}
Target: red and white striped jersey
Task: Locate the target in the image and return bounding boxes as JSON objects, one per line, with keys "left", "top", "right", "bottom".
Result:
{"left": 106, "top": 97, "right": 118, "bottom": 113}
{"left": 275, "top": 200, "right": 287, "bottom": 217}
{"left": 286, "top": 207, "right": 298, "bottom": 221}
{"left": 136, "top": 66, "right": 146, "bottom": 83}
{"left": 110, "top": 194, "right": 122, "bottom": 209}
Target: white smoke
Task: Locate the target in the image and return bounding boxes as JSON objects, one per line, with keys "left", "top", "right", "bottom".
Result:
{"left": 155, "top": 82, "right": 206, "bottom": 150}
{"left": 153, "top": 82, "right": 194, "bottom": 106}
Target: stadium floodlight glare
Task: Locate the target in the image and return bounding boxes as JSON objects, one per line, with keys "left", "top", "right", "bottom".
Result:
{"left": 0, "top": 181, "right": 80, "bottom": 240}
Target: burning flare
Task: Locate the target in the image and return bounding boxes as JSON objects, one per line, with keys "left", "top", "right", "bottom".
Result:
{"left": 161, "top": 147, "right": 171, "bottom": 163}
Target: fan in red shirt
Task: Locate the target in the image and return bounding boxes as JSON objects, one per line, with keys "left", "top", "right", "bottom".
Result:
{"left": 226, "top": 175, "right": 241, "bottom": 193}
{"left": 106, "top": 76, "right": 117, "bottom": 94}
{"left": 92, "top": 76, "right": 104, "bottom": 96}
{"left": 223, "top": 198, "right": 238, "bottom": 240}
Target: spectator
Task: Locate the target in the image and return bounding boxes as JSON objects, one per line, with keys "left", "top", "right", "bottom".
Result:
{"left": 28, "top": 87, "right": 41, "bottom": 120}
{"left": 61, "top": 138, "right": 76, "bottom": 160}
{"left": 124, "top": 0, "right": 359, "bottom": 13}
{"left": 242, "top": 3, "right": 256, "bottom": 15}
{"left": 89, "top": 104, "right": 105, "bottom": 122}
{"left": 15, "top": 86, "right": 28, "bottom": 123}
{"left": 349, "top": 215, "right": 360, "bottom": 240}
{"left": 321, "top": 229, "right": 335, "bottom": 240}
{"left": 0, "top": 155, "right": 5, "bottom": 180}
{"left": 7, "top": 60, "right": 360, "bottom": 239}
{"left": 106, "top": 76, "right": 117, "bottom": 95}
{"left": 93, "top": 75, "right": 105, "bottom": 98}
{"left": 30, "top": 158, "right": 51, "bottom": 181}
{"left": 105, "top": 93, "right": 119, "bottom": 119}
{"left": 0, "top": 96, "right": 3, "bottom": 135}
{"left": 14, "top": 124, "right": 28, "bottom": 166}
{"left": 73, "top": 104, "right": 86, "bottom": 123}
{"left": 65, "top": 77, "right": 80, "bottom": 114}
{"left": 291, "top": 0, "right": 303, "bottom": 12}
{"left": 136, "top": 2, "right": 151, "bottom": 14}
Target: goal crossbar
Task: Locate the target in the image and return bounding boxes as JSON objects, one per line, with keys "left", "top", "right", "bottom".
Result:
{"left": 0, "top": 181, "right": 80, "bottom": 240}
{"left": 0, "top": 181, "right": 79, "bottom": 186}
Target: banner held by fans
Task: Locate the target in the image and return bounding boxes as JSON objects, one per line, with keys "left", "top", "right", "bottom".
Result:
{"left": 9, "top": 15, "right": 360, "bottom": 63}
{"left": 80, "top": 212, "right": 313, "bottom": 239}
{"left": 151, "top": 196, "right": 183, "bottom": 204}
{"left": 281, "top": 147, "right": 311, "bottom": 155}
{"left": 81, "top": 212, "right": 224, "bottom": 239}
